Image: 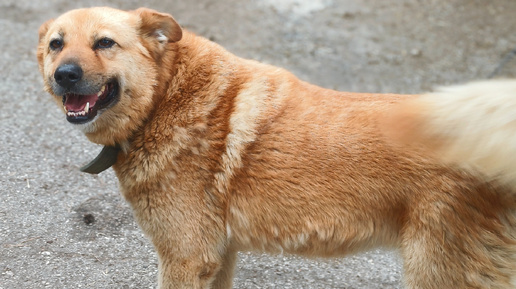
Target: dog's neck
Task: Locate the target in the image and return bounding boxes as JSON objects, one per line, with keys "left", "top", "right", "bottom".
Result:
{"left": 81, "top": 31, "right": 237, "bottom": 175}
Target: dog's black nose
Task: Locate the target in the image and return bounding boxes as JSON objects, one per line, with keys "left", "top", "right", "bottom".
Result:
{"left": 54, "top": 63, "right": 83, "bottom": 89}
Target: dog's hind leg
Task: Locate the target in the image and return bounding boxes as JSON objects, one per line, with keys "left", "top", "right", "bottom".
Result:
{"left": 400, "top": 196, "right": 516, "bottom": 289}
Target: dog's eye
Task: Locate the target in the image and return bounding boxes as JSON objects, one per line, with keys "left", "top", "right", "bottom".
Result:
{"left": 95, "top": 38, "right": 116, "bottom": 49}
{"left": 49, "top": 39, "right": 63, "bottom": 50}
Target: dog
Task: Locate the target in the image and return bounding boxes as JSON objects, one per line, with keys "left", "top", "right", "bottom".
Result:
{"left": 37, "top": 7, "right": 516, "bottom": 289}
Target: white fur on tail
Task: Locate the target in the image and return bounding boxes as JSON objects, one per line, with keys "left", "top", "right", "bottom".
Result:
{"left": 385, "top": 79, "right": 516, "bottom": 188}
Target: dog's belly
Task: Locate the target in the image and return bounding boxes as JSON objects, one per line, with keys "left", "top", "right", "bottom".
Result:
{"left": 227, "top": 199, "right": 400, "bottom": 256}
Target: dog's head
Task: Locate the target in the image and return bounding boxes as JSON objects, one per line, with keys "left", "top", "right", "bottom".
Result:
{"left": 37, "top": 7, "right": 182, "bottom": 145}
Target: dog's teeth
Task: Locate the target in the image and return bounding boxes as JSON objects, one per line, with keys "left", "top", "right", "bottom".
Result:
{"left": 66, "top": 111, "right": 87, "bottom": 117}
{"left": 97, "top": 85, "right": 106, "bottom": 96}
{"left": 84, "top": 102, "right": 89, "bottom": 113}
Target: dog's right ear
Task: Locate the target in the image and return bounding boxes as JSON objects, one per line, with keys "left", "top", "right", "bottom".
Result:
{"left": 38, "top": 19, "right": 54, "bottom": 43}
{"left": 37, "top": 19, "right": 54, "bottom": 73}
{"left": 132, "top": 8, "right": 182, "bottom": 60}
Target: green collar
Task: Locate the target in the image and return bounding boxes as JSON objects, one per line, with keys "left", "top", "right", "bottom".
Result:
{"left": 80, "top": 145, "right": 121, "bottom": 174}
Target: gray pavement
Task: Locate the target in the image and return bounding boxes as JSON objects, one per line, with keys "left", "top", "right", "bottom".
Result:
{"left": 2, "top": 0, "right": 516, "bottom": 288}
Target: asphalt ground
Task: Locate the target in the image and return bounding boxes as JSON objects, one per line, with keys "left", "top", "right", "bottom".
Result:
{"left": 2, "top": 0, "right": 516, "bottom": 288}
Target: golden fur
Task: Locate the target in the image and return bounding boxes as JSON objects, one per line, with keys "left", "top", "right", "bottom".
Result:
{"left": 38, "top": 7, "right": 516, "bottom": 289}
{"left": 383, "top": 79, "right": 516, "bottom": 191}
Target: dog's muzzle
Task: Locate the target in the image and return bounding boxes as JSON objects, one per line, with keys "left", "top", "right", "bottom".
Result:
{"left": 53, "top": 63, "right": 120, "bottom": 124}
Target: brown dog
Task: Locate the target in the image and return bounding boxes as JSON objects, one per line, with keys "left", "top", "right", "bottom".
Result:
{"left": 37, "top": 7, "right": 516, "bottom": 289}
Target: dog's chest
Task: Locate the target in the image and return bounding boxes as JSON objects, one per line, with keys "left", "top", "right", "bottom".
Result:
{"left": 113, "top": 125, "right": 222, "bottom": 199}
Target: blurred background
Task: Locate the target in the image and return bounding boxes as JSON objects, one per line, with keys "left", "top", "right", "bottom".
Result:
{"left": 1, "top": 0, "right": 516, "bottom": 288}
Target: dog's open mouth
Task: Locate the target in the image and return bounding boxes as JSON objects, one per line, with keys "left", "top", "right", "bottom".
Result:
{"left": 63, "top": 80, "right": 119, "bottom": 124}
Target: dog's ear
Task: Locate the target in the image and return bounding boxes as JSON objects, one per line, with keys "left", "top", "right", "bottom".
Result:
{"left": 38, "top": 19, "right": 54, "bottom": 42}
{"left": 132, "top": 8, "right": 182, "bottom": 58}
{"left": 37, "top": 19, "right": 54, "bottom": 73}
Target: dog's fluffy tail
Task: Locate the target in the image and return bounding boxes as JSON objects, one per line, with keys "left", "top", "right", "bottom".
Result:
{"left": 382, "top": 79, "right": 516, "bottom": 188}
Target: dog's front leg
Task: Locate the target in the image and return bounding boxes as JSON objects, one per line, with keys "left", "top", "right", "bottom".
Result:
{"left": 209, "top": 244, "right": 238, "bottom": 289}
{"left": 156, "top": 247, "right": 222, "bottom": 289}
{"left": 128, "top": 192, "right": 230, "bottom": 289}
{"left": 154, "top": 242, "right": 237, "bottom": 289}
{"left": 144, "top": 219, "right": 230, "bottom": 289}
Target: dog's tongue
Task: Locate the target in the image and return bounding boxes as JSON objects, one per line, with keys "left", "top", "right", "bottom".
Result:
{"left": 64, "top": 94, "right": 98, "bottom": 112}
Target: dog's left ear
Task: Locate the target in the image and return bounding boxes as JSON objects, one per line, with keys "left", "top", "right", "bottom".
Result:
{"left": 132, "top": 8, "right": 182, "bottom": 57}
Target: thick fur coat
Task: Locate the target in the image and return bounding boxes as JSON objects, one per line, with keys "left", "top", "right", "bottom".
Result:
{"left": 38, "top": 7, "right": 516, "bottom": 289}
